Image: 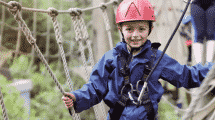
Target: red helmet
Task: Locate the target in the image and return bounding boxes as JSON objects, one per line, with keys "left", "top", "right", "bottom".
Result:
{"left": 116, "top": 0, "right": 155, "bottom": 23}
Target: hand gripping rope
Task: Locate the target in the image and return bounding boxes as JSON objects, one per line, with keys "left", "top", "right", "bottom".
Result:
{"left": 137, "top": 0, "right": 192, "bottom": 106}
{"left": 6, "top": 1, "right": 80, "bottom": 120}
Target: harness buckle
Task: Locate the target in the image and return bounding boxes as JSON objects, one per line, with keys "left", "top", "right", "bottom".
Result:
{"left": 128, "top": 90, "right": 140, "bottom": 106}
{"left": 136, "top": 80, "right": 144, "bottom": 93}
{"left": 120, "top": 83, "right": 133, "bottom": 95}
{"left": 119, "top": 83, "right": 134, "bottom": 106}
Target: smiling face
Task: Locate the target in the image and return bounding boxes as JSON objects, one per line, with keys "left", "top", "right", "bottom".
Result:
{"left": 121, "top": 21, "right": 150, "bottom": 50}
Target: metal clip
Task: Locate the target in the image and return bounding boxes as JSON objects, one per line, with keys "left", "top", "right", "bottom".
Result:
{"left": 128, "top": 91, "right": 139, "bottom": 105}
{"left": 121, "top": 83, "right": 133, "bottom": 95}
{"left": 136, "top": 80, "right": 144, "bottom": 93}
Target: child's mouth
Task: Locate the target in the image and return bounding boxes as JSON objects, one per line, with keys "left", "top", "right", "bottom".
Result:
{"left": 131, "top": 39, "right": 141, "bottom": 42}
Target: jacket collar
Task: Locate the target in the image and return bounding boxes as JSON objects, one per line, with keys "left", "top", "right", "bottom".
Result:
{"left": 115, "top": 40, "right": 152, "bottom": 56}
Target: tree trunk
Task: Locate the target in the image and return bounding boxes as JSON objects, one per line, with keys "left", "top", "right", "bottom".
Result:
{"left": 0, "top": 0, "right": 6, "bottom": 47}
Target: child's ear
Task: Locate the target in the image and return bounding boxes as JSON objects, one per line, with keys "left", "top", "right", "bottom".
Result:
{"left": 118, "top": 26, "right": 121, "bottom": 30}
{"left": 117, "top": 23, "right": 122, "bottom": 31}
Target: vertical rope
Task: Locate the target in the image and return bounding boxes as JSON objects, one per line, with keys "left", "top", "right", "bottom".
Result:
{"left": 69, "top": 9, "right": 90, "bottom": 80}
{"left": 0, "top": 87, "right": 9, "bottom": 120}
{"left": 78, "top": 12, "right": 108, "bottom": 119}
{"left": 69, "top": 8, "right": 105, "bottom": 120}
{"left": 112, "top": 0, "right": 122, "bottom": 42}
{"left": 78, "top": 16, "right": 95, "bottom": 66}
{"left": 70, "top": 10, "right": 91, "bottom": 81}
{"left": 100, "top": 4, "right": 113, "bottom": 50}
{"left": 48, "top": 7, "right": 81, "bottom": 120}
{"left": 112, "top": 0, "right": 118, "bottom": 16}
{"left": 58, "top": 1, "right": 64, "bottom": 73}
{"left": 48, "top": 7, "right": 73, "bottom": 91}
{"left": 86, "top": 40, "right": 94, "bottom": 65}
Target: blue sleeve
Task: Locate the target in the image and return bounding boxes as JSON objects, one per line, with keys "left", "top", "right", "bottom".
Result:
{"left": 71, "top": 53, "right": 113, "bottom": 113}
{"left": 160, "top": 53, "right": 215, "bottom": 89}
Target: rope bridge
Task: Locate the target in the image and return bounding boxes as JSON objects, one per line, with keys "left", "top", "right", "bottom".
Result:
{"left": 0, "top": 0, "right": 117, "bottom": 119}
{"left": 0, "top": 0, "right": 215, "bottom": 120}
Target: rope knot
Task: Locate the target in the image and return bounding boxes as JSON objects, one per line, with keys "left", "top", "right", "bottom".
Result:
{"left": 113, "top": 0, "right": 118, "bottom": 5}
{"left": 48, "top": 7, "right": 58, "bottom": 17}
{"left": 69, "top": 8, "right": 82, "bottom": 16}
{"left": 7, "top": 1, "right": 22, "bottom": 14}
{"left": 100, "top": 3, "right": 107, "bottom": 10}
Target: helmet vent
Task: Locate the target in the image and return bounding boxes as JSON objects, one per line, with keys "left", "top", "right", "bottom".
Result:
{"left": 125, "top": 2, "right": 141, "bottom": 17}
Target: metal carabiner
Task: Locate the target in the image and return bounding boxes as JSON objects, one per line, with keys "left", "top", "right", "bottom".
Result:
{"left": 120, "top": 83, "right": 133, "bottom": 96}
{"left": 128, "top": 91, "right": 139, "bottom": 105}
{"left": 183, "top": 0, "right": 193, "bottom": 3}
{"left": 136, "top": 80, "right": 145, "bottom": 93}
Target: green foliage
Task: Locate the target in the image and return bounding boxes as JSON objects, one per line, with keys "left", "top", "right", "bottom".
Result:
{"left": 9, "top": 55, "right": 36, "bottom": 79}
{"left": 6, "top": 53, "right": 95, "bottom": 119}
{"left": 113, "top": 30, "right": 121, "bottom": 46}
{"left": 158, "top": 100, "right": 181, "bottom": 120}
{"left": 0, "top": 75, "right": 28, "bottom": 119}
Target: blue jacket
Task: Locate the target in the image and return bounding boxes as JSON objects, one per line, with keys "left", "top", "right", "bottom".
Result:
{"left": 72, "top": 40, "right": 214, "bottom": 120}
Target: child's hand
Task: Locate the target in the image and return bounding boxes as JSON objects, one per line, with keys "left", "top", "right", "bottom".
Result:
{"left": 62, "top": 92, "right": 76, "bottom": 109}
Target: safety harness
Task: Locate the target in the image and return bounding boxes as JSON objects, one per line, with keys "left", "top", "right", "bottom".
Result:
{"left": 110, "top": 42, "right": 161, "bottom": 120}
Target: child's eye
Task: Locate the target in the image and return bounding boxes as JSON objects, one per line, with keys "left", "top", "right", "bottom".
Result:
{"left": 126, "top": 28, "right": 132, "bottom": 31}
{"left": 139, "top": 28, "right": 145, "bottom": 31}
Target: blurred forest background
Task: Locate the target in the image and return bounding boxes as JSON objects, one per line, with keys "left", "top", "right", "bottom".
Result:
{"left": 0, "top": 0, "right": 185, "bottom": 119}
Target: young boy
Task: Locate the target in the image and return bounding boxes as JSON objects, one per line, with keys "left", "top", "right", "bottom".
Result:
{"left": 62, "top": 0, "right": 215, "bottom": 119}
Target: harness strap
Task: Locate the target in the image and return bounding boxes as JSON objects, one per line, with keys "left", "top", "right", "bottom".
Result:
{"left": 110, "top": 51, "right": 133, "bottom": 120}
{"left": 143, "top": 43, "right": 160, "bottom": 119}
{"left": 110, "top": 43, "right": 161, "bottom": 120}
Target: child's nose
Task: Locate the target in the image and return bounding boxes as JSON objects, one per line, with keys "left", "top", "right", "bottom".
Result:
{"left": 132, "top": 30, "right": 139, "bottom": 39}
